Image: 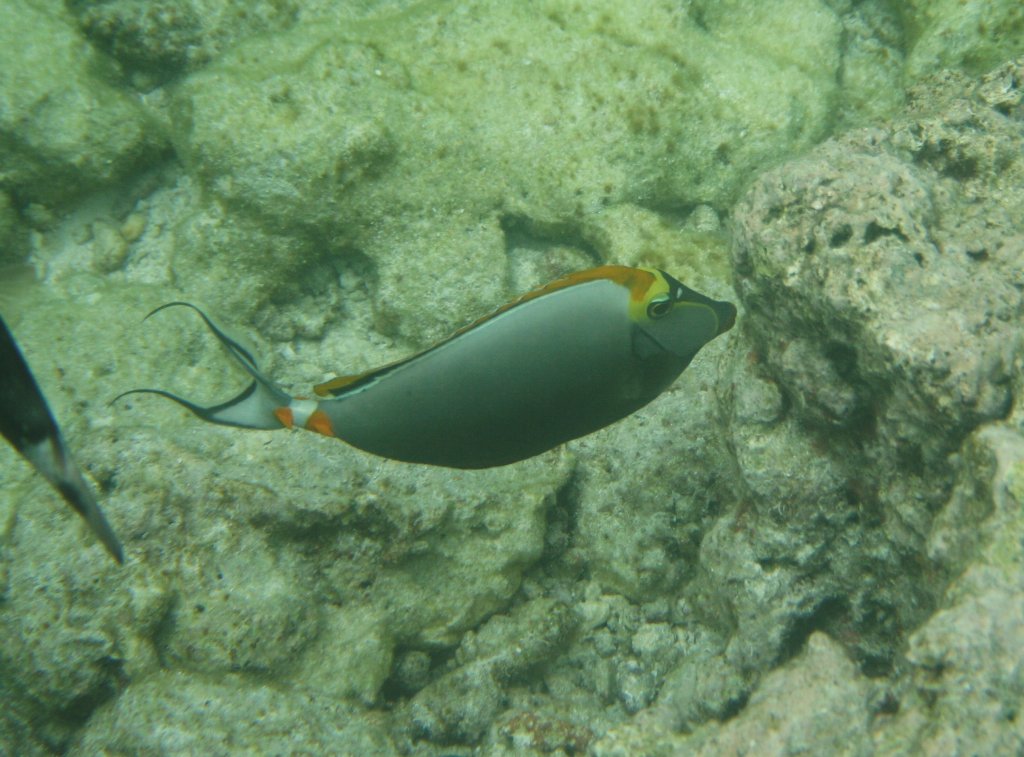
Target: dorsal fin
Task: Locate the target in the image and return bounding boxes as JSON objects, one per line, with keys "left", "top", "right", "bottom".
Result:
{"left": 314, "top": 373, "right": 366, "bottom": 396}
{"left": 314, "top": 265, "right": 657, "bottom": 398}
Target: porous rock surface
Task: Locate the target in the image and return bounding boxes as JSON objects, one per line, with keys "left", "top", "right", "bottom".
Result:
{"left": 0, "top": 1, "right": 165, "bottom": 207}
{"left": 589, "top": 54, "right": 1024, "bottom": 757}
{"left": 717, "top": 56, "right": 1024, "bottom": 754}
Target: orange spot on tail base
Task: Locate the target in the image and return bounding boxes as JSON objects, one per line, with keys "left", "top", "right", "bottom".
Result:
{"left": 274, "top": 407, "right": 295, "bottom": 428}
{"left": 306, "top": 409, "right": 335, "bottom": 437}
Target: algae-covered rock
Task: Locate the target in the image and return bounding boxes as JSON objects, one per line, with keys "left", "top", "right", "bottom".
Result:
{"left": 732, "top": 55, "right": 1023, "bottom": 474}
{"left": 68, "top": 0, "right": 301, "bottom": 85}
{"left": 689, "top": 633, "right": 873, "bottom": 756}
{"left": 875, "top": 425, "right": 1024, "bottom": 754}
{"left": 831, "top": 0, "right": 906, "bottom": 127}
{"left": 722, "top": 56, "right": 1024, "bottom": 750}
{"left": 0, "top": 1, "right": 165, "bottom": 207}
{"left": 656, "top": 649, "right": 749, "bottom": 733}
{"left": 0, "top": 531, "right": 170, "bottom": 754}
{"left": 161, "top": 529, "right": 320, "bottom": 674}
{"left": 107, "top": 305, "right": 571, "bottom": 669}
{"left": 570, "top": 355, "right": 735, "bottom": 601}
{"left": 902, "top": 0, "right": 1024, "bottom": 81}
{"left": 726, "top": 56, "right": 1019, "bottom": 660}
{"left": 404, "top": 597, "right": 575, "bottom": 743}
{"left": 592, "top": 633, "right": 872, "bottom": 755}
{"left": 887, "top": 588, "right": 1024, "bottom": 755}
{"left": 1, "top": 449, "right": 168, "bottom": 753}
{"left": 166, "top": 0, "right": 841, "bottom": 329}
{"left": 175, "top": 0, "right": 842, "bottom": 223}
{"left": 294, "top": 605, "right": 393, "bottom": 705}
{"left": 366, "top": 214, "right": 509, "bottom": 345}
{"left": 69, "top": 671, "right": 398, "bottom": 755}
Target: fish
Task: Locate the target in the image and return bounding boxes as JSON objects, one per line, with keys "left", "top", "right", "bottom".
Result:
{"left": 116, "top": 265, "right": 736, "bottom": 468}
{"left": 0, "top": 314, "right": 124, "bottom": 563}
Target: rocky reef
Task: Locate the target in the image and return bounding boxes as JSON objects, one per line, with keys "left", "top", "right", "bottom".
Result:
{"left": 1, "top": 1, "right": 1022, "bottom": 755}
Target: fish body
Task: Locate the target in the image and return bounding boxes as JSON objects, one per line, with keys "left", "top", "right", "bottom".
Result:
{"left": 0, "top": 315, "right": 124, "bottom": 563}
{"left": 119, "top": 266, "right": 735, "bottom": 468}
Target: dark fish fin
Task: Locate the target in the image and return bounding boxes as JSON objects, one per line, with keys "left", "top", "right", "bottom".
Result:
{"left": 0, "top": 314, "right": 124, "bottom": 563}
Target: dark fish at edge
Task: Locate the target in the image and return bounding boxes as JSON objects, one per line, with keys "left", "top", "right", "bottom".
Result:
{"left": 0, "top": 314, "right": 123, "bottom": 563}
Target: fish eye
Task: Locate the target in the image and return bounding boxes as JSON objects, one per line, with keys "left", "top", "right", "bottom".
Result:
{"left": 647, "top": 296, "right": 672, "bottom": 319}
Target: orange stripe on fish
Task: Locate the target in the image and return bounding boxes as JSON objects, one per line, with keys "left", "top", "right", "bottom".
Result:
{"left": 306, "top": 409, "right": 334, "bottom": 437}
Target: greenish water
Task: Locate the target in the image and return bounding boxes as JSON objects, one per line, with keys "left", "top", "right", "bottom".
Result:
{"left": 1, "top": 1, "right": 1022, "bottom": 755}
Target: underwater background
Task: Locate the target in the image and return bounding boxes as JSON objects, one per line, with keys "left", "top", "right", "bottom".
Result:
{"left": 1, "top": 0, "right": 1023, "bottom": 754}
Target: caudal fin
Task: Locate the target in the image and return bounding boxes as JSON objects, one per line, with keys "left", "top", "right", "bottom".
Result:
{"left": 113, "top": 303, "right": 291, "bottom": 431}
